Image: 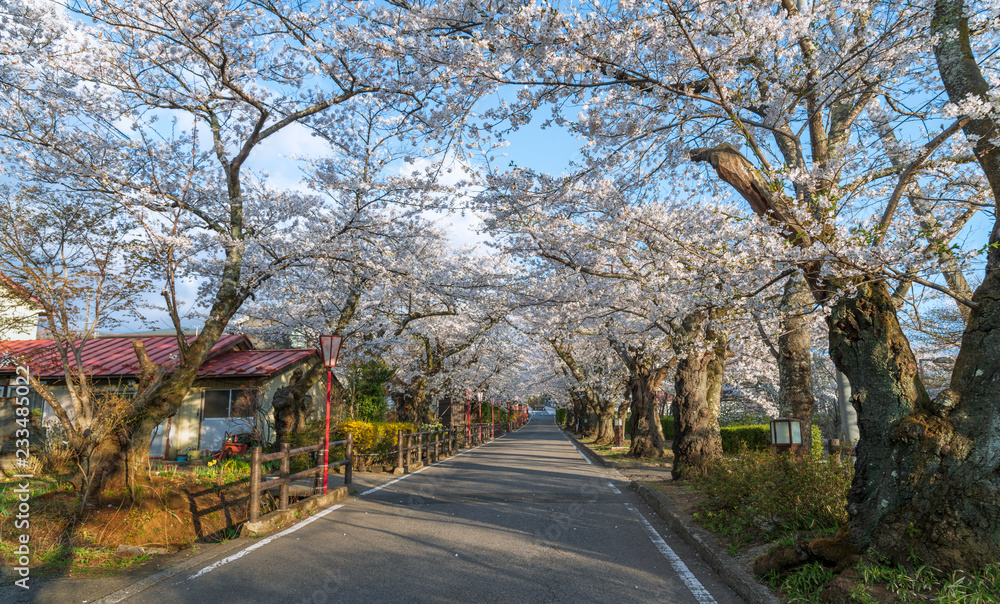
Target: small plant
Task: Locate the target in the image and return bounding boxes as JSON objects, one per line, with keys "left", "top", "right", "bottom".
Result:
{"left": 765, "top": 561, "right": 835, "bottom": 603}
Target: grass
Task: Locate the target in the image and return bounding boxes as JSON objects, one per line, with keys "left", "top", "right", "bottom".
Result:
{"left": 584, "top": 437, "right": 674, "bottom": 464}
{"left": 684, "top": 449, "right": 1000, "bottom": 603}
{"left": 764, "top": 562, "right": 837, "bottom": 603}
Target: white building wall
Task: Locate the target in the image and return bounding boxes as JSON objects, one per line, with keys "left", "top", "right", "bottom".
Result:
{"left": 0, "top": 293, "right": 40, "bottom": 340}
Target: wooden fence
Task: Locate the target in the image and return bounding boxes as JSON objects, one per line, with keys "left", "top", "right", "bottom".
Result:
{"left": 248, "top": 435, "right": 353, "bottom": 523}
{"left": 396, "top": 427, "right": 456, "bottom": 471}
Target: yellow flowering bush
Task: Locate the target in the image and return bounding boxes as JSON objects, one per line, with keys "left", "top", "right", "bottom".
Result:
{"left": 334, "top": 420, "right": 416, "bottom": 456}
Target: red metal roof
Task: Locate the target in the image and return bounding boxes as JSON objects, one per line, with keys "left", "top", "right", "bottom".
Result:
{"left": 0, "top": 334, "right": 262, "bottom": 378}
{"left": 198, "top": 349, "right": 319, "bottom": 377}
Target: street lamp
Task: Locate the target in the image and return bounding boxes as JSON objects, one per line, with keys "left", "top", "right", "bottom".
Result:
{"left": 769, "top": 417, "right": 803, "bottom": 458}
{"left": 319, "top": 334, "right": 343, "bottom": 494}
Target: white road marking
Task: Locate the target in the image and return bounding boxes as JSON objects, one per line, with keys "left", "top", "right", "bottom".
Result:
{"left": 623, "top": 503, "right": 716, "bottom": 604}
{"left": 358, "top": 466, "right": 429, "bottom": 496}
{"left": 607, "top": 482, "right": 622, "bottom": 494}
{"left": 559, "top": 431, "right": 594, "bottom": 465}
{"left": 102, "top": 429, "right": 525, "bottom": 598}
{"left": 186, "top": 504, "right": 345, "bottom": 581}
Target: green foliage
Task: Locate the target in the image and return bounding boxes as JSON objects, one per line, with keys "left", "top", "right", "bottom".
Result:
{"left": 853, "top": 555, "right": 1000, "bottom": 603}
{"left": 764, "top": 562, "right": 836, "bottom": 603}
{"left": 720, "top": 410, "right": 774, "bottom": 427}
{"left": 346, "top": 361, "right": 394, "bottom": 422}
{"left": 719, "top": 424, "right": 823, "bottom": 456}
{"left": 661, "top": 416, "right": 674, "bottom": 439}
{"left": 720, "top": 425, "right": 770, "bottom": 452}
{"left": 556, "top": 408, "right": 567, "bottom": 424}
{"left": 691, "top": 449, "right": 853, "bottom": 541}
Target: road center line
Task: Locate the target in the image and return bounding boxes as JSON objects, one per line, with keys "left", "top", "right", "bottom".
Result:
{"left": 623, "top": 503, "right": 716, "bottom": 604}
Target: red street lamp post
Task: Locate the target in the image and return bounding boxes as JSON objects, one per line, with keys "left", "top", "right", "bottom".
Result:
{"left": 319, "top": 334, "right": 343, "bottom": 495}
{"left": 476, "top": 392, "right": 483, "bottom": 443}
{"left": 464, "top": 388, "right": 471, "bottom": 446}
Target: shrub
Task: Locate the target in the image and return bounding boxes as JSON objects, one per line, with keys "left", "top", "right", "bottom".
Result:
{"left": 661, "top": 416, "right": 674, "bottom": 440}
{"left": 334, "top": 420, "right": 416, "bottom": 456}
{"left": 719, "top": 424, "right": 823, "bottom": 455}
{"left": 720, "top": 425, "right": 771, "bottom": 452}
{"left": 556, "top": 408, "right": 567, "bottom": 424}
{"left": 691, "top": 449, "right": 853, "bottom": 541}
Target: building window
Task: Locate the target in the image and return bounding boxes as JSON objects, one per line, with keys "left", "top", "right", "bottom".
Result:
{"left": 202, "top": 389, "right": 256, "bottom": 419}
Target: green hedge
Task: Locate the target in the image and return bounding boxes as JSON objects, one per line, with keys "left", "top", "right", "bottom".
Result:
{"left": 661, "top": 416, "right": 674, "bottom": 440}
{"left": 556, "top": 408, "right": 567, "bottom": 425}
{"left": 623, "top": 415, "right": 821, "bottom": 454}
{"left": 623, "top": 414, "right": 673, "bottom": 439}
{"left": 720, "top": 423, "right": 823, "bottom": 455}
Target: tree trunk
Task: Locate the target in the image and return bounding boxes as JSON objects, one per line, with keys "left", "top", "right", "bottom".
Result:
{"left": 581, "top": 392, "right": 599, "bottom": 439}
{"left": 396, "top": 377, "right": 426, "bottom": 424}
{"left": 815, "top": 0, "right": 1000, "bottom": 571}
{"left": 778, "top": 273, "right": 816, "bottom": 453}
{"left": 826, "top": 280, "right": 1000, "bottom": 571}
{"left": 592, "top": 396, "right": 615, "bottom": 445}
{"left": 628, "top": 361, "right": 668, "bottom": 458}
{"left": 672, "top": 331, "right": 726, "bottom": 480}
{"left": 571, "top": 391, "right": 587, "bottom": 434}
{"left": 273, "top": 363, "right": 325, "bottom": 446}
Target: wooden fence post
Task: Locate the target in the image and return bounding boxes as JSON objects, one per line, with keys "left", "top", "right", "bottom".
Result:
{"left": 250, "top": 446, "right": 261, "bottom": 523}
{"left": 279, "top": 442, "right": 290, "bottom": 511}
{"left": 434, "top": 430, "right": 440, "bottom": 461}
{"left": 345, "top": 433, "right": 353, "bottom": 486}
{"left": 397, "top": 430, "right": 404, "bottom": 471}
{"left": 406, "top": 432, "right": 413, "bottom": 468}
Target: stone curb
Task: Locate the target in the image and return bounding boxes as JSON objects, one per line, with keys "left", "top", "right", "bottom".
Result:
{"left": 241, "top": 484, "right": 354, "bottom": 536}
{"left": 631, "top": 482, "right": 779, "bottom": 604}
{"left": 560, "top": 428, "right": 671, "bottom": 470}
{"left": 561, "top": 427, "right": 779, "bottom": 604}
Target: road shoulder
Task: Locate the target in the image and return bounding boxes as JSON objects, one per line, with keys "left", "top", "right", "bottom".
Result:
{"left": 561, "top": 428, "right": 779, "bottom": 604}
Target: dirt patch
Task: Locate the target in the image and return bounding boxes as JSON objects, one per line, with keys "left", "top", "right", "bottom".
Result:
{"left": 646, "top": 480, "right": 705, "bottom": 516}
{"left": 0, "top": 476, "right": 277, "bottom": 584}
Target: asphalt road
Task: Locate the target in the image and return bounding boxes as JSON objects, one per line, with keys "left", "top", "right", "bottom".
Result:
{"left": 48, "top": 416, "right": 744, "bottom": 603}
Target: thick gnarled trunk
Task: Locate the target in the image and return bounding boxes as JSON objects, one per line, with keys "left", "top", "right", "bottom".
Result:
{"left": 672, "top": 331, "right": 725, "bottom": 480}
{"left": 592, "top": 396, "right": 615, "bottom": 445}
{"left": 816, "top": 0, "right": 1000, "bottom": 571}
{"left": 828, "top": 281, "right": 1000, "bottom": 570}
{"left": 627, "top": 363, "right": 668, "bottom": 458}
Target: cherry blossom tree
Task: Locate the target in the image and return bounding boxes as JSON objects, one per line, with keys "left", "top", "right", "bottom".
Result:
{"left": 0, "top": 0, "right": 482, "bottom": 490}
{"left": 479, "top": 170, "right": 787, "bottom": 470}
{"left": 397, "top": 0, "right": 998, "bottom": 567}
